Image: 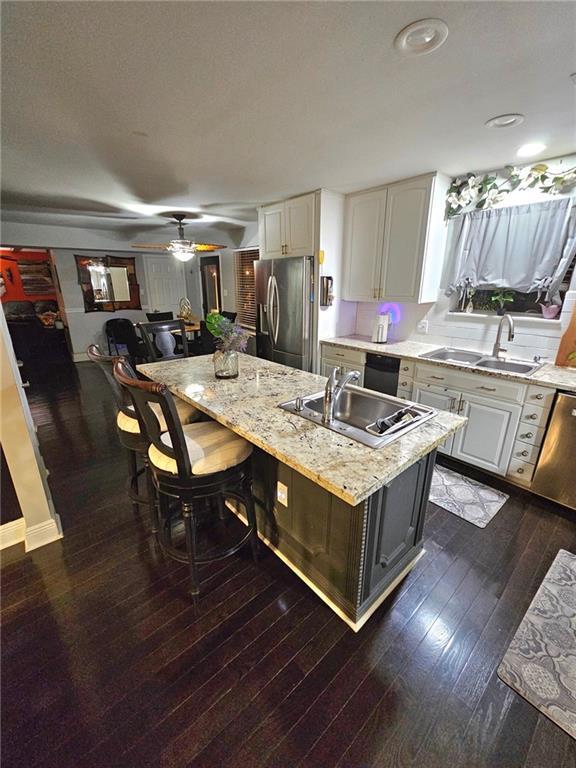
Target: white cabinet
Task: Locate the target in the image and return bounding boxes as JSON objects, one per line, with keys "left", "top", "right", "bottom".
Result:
{"left": 412, "top": 384, "right": 460, "bottom": 455}
{"left": 320, "top": 343, "right": 366, "bottom": 387}
{"left": 321, "top": 360, "right": 365, "bottom": 387}
{"left": 342, "top": 173, "right": 450, "bottom": 303}
{"left": 342, "top": 189, "right": 387, "bottom": 301}
{"left": 259, "top": 193, "right": 315, "bottom": 259}
{"left": 451, "top": 393, "right": 522, "bottom": 476}
{"left": 259, "top": 202, "right": 285, "bottom": 259}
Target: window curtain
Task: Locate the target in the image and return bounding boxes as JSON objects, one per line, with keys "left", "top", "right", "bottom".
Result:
{"left": 446, "top": 196, "right": 576, "bottom": 303}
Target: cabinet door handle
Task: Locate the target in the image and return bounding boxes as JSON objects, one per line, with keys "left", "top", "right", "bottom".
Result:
{"left": 458, "top": 399, "right": 466, "bottom": 413}
{"left": 402, "top": 366, "right": 410, "bottom": 371}
{"left": 478, "top": 385, "right": 496, "bottom": 392}
{"left": 516, "top": 467, "right": 525, "bottom": 474}
{"left": 526, "top": 413, "right": 538, "bottom": 420}
{"left": 520, "top": 450, "right": 529, "bottom": 457}
{"left": 449, "top": 396, "right": 457, "bottom": 411}
{"left": 535, "top": 393, "right": 544, "bottom": 400}
{"left": 400, "top": 381, "right": 409, "bottom": 388}
{"left": 521, "top": 432, "right": 534, "bottom": 439}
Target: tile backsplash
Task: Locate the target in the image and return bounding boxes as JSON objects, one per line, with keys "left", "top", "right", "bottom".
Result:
{"left": 351, "top": 286, "right": 576, "bottom": 363}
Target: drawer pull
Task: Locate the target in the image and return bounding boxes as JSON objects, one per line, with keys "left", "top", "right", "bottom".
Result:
{"left": 431, "top": 375, "right": 444, "bottom": 380}
{"left": 402, "top": 366, "right": 410, "bottom": 371}
{"left": 520, "top": 450, "right": 529, "bottom": 457}
{"left": 521, "top": 432, "right": 534, "bottom": 439}
{"left": 526, "top": 414, "right": 538, "bottom": 420}
{"left": 535, "top": 393, "right": 544, "bottom": 400}
{"left": 478, "top": 385, "right": 496, "bottom": 392}
{"left": 400, "top": 381, "right": 409, "bottom": 387}
{"left": 517, "top": 467, "right": 525, "bottom": 474}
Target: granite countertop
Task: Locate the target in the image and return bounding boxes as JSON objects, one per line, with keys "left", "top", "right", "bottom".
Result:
{"left": 138, "top": 354, "right": 466, "bottom": 507}
{"left": 322, "top": 336, "right": 576, "bottom": 393}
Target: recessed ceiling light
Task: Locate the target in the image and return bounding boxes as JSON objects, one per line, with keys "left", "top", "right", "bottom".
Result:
{"left": 485, "top": 114, "right": 525, "bottom": 129}
{"left": 517, "top": 142, "right": 547, "bottom": 158}
{"left": 394, "top": 19, "right": 449, "bottom": 56}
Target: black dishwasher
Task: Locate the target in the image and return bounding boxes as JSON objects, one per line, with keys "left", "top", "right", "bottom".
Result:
{"left": 364, "top": 354, "right": 400, "bottom": 395}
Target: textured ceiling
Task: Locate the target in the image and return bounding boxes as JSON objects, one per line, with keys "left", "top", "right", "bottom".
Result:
{"left": 1, "top": 1, "right": 575, "bottom": 236}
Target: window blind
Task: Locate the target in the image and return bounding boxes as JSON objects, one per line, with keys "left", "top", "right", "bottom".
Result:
{"left": 234, "top": 249, "right": 259, "bottom": 329}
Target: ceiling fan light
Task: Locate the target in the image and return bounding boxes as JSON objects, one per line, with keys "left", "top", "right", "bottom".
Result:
{"left": 167, "top": 240, "right": 196, "bottom": 262}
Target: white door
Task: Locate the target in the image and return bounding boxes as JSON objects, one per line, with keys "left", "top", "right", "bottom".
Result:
{"left": 452, "top": 393, "right": 522, "bottom": 475}
{"left": 259, "top": 202, "right": 285, "bottom": 260}
{"left": 143, "top": 255, "right": 187, "bottom": 316}
{"left": 379, "top": 176, "right": 432, "bottom": 302}
{"left": 343, "top": 189, "right": 387, "bottom": 301}
{"left": 412, "top": 384, "right": 460, "bottom": 455}
{"left": 285, "top": 193, "right": 315, "bottom": 257}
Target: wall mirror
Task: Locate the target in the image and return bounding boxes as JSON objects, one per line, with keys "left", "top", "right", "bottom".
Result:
{"left": 75, "top": 255, "right": 141, "bottom": 312}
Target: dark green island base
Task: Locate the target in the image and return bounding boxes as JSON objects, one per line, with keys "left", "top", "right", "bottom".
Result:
{"left": 241, "top": 447, "right": 436, "bottom": 632}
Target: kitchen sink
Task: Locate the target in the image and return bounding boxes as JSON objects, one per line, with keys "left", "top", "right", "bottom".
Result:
{"left": 420, "top": 347, "right": 485, "bottom": 365}
{"left": 420, "top": 348, "right": 543, "bottom": 376}
{"left": 279, "top": 387, "right": 436, "bottom": 448}
{"left": 475, "top": 358, "right": 542, "bottom": 375}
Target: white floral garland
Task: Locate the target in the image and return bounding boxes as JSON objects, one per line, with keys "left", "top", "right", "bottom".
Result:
{"left": 446, "top": 163, "right": 576, "bottom": 218}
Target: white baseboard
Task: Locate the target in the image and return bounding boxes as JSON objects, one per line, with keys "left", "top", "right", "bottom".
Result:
{"left": 0, "top": 518, "right": 26, "bottom": 550}
{"left": 25, "top": 515, "right": 63, "bottom": 552}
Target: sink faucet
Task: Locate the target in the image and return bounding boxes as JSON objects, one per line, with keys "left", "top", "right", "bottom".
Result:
{"left": 323, "top": 367, "right": 360, "bottom": 424}
{"left": 491, "top": 314, "right": 515, "bottom": 359}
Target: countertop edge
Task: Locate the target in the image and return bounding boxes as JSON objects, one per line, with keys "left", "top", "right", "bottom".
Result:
{"left": 321, "top": 337, "right": 576, "bottom": 392}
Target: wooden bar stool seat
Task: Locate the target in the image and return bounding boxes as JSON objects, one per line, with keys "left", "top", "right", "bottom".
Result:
{"left": 113, "top": 358, "right": 259, "bottom": 597}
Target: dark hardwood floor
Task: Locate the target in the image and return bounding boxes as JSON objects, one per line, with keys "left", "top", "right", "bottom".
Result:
{"left": 2, "top": 358, "right": 575, "bottom": 768}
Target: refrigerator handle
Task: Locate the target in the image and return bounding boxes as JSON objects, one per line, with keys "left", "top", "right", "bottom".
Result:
{"left": 266, "top": 275, "right": 273, "bottom": 315}
{"left": 272, "top": 276, "right": 280, "bottom": 344}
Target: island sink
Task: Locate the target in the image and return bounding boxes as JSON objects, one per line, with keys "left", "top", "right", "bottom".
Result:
{"left": 279, "top": 387, "right": 435, "bottom": 448}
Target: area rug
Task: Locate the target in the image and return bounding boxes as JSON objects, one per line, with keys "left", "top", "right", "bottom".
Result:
{"left": 498, "top": 549, "right": 576, "bottom": 739}
{"left": 429, "top": 464, "right": 509, "bottom": 528}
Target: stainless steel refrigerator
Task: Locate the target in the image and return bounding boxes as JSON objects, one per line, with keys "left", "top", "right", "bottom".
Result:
{"left": 254, "top": 255, "right": 314, "bottom": 371}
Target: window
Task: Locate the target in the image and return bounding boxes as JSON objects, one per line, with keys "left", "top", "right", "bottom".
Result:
{"left": 234, "top": 249, "right": 259, "bottom": 329}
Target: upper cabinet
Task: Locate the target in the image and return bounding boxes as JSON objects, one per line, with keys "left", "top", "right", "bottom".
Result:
{"left": 342, "top": 173, "right": 450, "bottom": 303}
{"left": 342, "top": 188, "right": 387, "bottom": 301}
{"left": 259, "top": 193, "right": 316, "bottom": 259}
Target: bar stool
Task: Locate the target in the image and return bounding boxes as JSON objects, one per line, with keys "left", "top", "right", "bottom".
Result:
{"left": 86, "top": 345, "right": 199, "bottom": 527}
{"left": 113, "top": 358, "right": 259, "bottom": 597}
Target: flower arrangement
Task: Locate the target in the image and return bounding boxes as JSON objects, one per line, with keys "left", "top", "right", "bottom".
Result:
{"left": 205, "top": 312, "right": 249, "bottom": 352}
{"left": 445, "top": 163, "right": 576, "bottom": 218}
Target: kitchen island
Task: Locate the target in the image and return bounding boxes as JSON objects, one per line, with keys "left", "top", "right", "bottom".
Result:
{"left": 139, "top": 354, "right": 466, "bottom": 631}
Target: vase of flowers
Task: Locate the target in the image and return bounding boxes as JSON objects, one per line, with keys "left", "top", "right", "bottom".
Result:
{"left": 206, "top": 312, "right": 249, "bottom": 379}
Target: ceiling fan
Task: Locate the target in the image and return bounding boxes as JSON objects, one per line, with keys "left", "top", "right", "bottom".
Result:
{"left": 131, "top": 212, "right": 227, "bottom": 262}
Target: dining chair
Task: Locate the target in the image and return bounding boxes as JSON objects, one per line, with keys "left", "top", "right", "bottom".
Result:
{"left": 138, "top": 319, "right": 189, "bottom": 362}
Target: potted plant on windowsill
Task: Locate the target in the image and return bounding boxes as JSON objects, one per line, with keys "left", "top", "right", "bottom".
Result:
{"left": 206, "top": 312, "right": 249, "bottom": 379}
{"left": 490, "top": 289, "right": 515, "bottom": 316}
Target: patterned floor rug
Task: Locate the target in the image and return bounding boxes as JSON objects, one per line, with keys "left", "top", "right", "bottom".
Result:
{"left": 498, "top": 549, "right": 576, "bottom": 739}
{"left": 429, "top": 464, "right": 509, "bottom": 528}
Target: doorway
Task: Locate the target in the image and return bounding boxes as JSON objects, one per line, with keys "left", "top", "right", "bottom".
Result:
{"left": 200, "top": 256, "right": 222, "bottom": 317}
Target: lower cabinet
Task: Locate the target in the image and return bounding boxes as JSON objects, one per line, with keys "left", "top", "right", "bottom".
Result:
{"left": 321, "top": 358, "right": 365, "bottom": 386}
{"left": 412, "top": 384, "right": 460, "bottom": 456}
{"left": 250, "top": 448, "right": 434, "bottom": 628}
{"left": 452, "top": 393, "right": 522, "bottom": 475}
{"left": 413, "top": 378, "right": 522, "bottom": 476}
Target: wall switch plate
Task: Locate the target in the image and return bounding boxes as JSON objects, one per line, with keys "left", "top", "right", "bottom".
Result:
{"left": 417, "top": 320, "right": 428, "bottom": 334}
{"left": 222, "top": 288, "right": 228, "bottom": 297}
{"left": 276, "top": 481, "right": 288, "bottom": 507}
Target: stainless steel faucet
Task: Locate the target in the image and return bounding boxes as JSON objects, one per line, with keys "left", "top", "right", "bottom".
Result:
{"left": 491, "top": 314, "right": 515, "bottom": 359}
{"left": 323, "top": 367, "right": 360, "bottom": 424}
